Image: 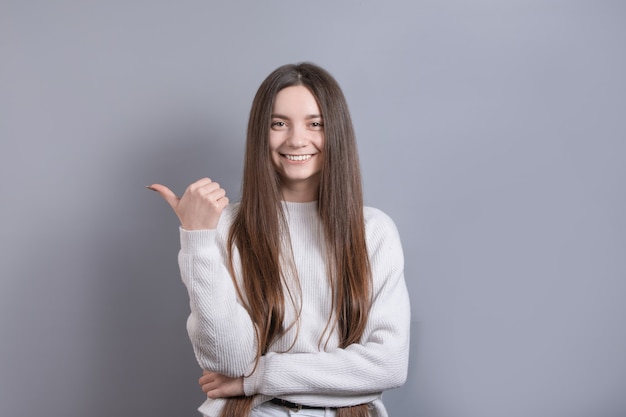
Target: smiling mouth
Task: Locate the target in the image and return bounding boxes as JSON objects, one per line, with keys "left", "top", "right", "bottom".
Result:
{"left": 283, "top": 154, "right": 313, "bottom": 161}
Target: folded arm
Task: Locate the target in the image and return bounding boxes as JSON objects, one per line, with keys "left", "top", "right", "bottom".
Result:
{"left": 243, "top": 210, "right": 410, "bottom": 399}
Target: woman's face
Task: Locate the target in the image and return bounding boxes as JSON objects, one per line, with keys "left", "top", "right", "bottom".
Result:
{"left": 269, "top": 85, "right": 324, "bottom": 202}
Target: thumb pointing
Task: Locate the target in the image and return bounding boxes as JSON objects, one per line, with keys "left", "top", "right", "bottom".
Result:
{"left": 146, "top": 184, "right": 179, "bottom": 210}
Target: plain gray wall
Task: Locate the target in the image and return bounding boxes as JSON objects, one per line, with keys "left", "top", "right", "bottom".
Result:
{"left": 1, "top": 1, "right": 625, "bottom": 416}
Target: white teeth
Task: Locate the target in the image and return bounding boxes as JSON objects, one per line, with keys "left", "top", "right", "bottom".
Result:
{"left": 285, "top": 154, "right": 312, "bottom": 161}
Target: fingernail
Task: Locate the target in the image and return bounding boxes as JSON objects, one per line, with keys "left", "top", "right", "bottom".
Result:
{"left": 145, "top": 185, "right": 157, "bottom": 191}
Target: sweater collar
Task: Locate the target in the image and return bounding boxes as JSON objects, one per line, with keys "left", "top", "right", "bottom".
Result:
{"left": 281, "top": 200, "right": 318, "bottom": 217}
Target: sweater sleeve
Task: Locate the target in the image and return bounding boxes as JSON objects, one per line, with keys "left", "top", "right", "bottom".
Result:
{"left": 242, "top": 209, "right": 411, "bottom": 400}
{"left": 178, "top": 226, "right": 257, "bottom": 377}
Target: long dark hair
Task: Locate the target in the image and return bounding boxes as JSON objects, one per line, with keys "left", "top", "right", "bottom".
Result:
{"left": 221, "top": 63, "right": 372, "bottom": 417}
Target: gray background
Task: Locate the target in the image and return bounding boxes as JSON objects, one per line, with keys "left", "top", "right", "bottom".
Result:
{"left": 1, "top": 1, "right": 625, "bottom": 416}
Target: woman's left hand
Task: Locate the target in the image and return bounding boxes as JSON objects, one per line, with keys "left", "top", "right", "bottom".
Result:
{"left": 199, "top": 370, "right": 244, "bottom": 399}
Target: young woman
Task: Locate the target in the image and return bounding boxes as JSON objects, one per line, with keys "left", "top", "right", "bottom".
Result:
{"left": 149, "top": 63, "right": 410, "bottom": 417}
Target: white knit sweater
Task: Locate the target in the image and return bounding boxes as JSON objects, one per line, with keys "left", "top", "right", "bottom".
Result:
{"left": 178, "top": 201, "right": 410, "bottom": 417}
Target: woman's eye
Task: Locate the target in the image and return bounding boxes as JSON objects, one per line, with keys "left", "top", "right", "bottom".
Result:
{"left": 311, "top": 121, "right": 324, "bottom": 128}
{"left": 271, "top": 121, "right": 286, "bottom": 128}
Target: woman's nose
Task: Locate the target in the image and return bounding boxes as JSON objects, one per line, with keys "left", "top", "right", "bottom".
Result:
{"left": 286, "top": 125, "right": 308, "bottom": 147}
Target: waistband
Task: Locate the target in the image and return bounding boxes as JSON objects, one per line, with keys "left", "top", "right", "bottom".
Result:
{"left": 269, "top": 398, "right": 331, "bottom": 411}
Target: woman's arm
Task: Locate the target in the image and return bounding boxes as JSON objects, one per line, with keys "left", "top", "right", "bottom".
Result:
{"left": 242, "top": 209, "right": 411, "bottom": 398}
{"left": 179, "top": 225, "right": 258, "bottom": 377}
{"left": 149, "top": 179, "right": 258, "bottom": 376}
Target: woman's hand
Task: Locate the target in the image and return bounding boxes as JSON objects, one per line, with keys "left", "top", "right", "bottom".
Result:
{"left": 148, "top": 178, "right": 229, "bottom": 230}
{"left": 199, "top": 370, "right": 244, "bottom": 399}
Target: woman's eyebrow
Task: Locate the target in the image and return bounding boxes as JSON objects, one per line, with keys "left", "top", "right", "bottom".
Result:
{"left": 271, "top": 113, "right": 323, "bottom": 119}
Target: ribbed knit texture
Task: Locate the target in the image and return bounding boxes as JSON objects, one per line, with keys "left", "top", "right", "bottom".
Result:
{"left": 178, "top": 201, "right": 410, "bottom": 417}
